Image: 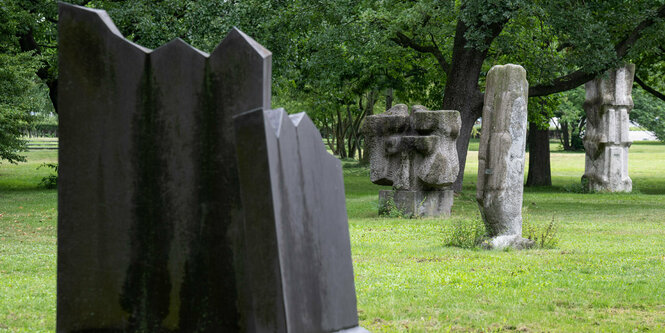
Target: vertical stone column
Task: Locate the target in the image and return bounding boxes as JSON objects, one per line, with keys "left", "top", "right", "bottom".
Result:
{"left": 582, "top": 65, "right": 635, "bottom": 192}
{"left": 476, "top": 64, "right": 533, "bottom": 249}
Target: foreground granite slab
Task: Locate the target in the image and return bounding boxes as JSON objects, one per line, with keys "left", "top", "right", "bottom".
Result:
{"left": 235, "top": 108, "right": 367, "bottom": 333}
{"left": 58, "top": 3, "right": 366, "bottom": 332}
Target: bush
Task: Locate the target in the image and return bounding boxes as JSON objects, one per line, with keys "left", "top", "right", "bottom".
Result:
{"left": 378, "top": 196, "right": 409, "bottom": 218}
{"left": 522, "top": 212, "right": 559, "bottom": 249}
{"left": 444, "top": 215, "right": 488, "bottom": 249}
{"left": 444, "top": 211, "right": 560, "bottom": 250}
{"left": 29, "top": 122, "right": 58, "bottom": 137}
{"left": 38, "top": 163, "right": 58, "bottom": 189}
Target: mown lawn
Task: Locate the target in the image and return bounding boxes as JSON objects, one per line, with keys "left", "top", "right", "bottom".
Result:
{"left": 1, "top": 141, "right": 665, "bottom": 332}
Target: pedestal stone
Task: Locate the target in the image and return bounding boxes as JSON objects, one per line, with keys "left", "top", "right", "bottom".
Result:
{"left": 362, "top": 104, "right": 460, "bottom": 218}
{"left": 476, "top": 64, "right": 533, "bottom": 249}
{"left": 378, "top": 190, "right": 455, "bottom": 217}
{"left": 582, "top": 65, "right": 635, "bottom": 192}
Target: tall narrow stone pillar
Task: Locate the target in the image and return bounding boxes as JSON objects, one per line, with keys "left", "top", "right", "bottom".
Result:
{"left": 582, "top": 65, "right": 635, "bottom": 192}
{"left": 477, "top": 64, "right": 533, "bottom": 250}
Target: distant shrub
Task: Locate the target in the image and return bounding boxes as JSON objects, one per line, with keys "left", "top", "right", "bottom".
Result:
{"left": 38, "top": 163, "right": 58, "bottom": 189}
{"left": 444, "top": 215, "right": 488, "bottom": 249}
{"left": 563, "top": 182, "right": 587, "bottom": 193}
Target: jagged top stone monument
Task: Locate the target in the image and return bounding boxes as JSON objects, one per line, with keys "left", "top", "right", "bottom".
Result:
{"left": 362, "top": 104, "right": 460, "bottom": 217}
{"left": 235, "top": 108, "right": 366, "bottom": 333}
{"left": 583, "top": 64, "right": 635, "bottom": 192}
{"left": 476, "top": 64, "right": 533, "bottom": 250}
{"left": 58, "top": 3, "right": 365, "bottom": 332}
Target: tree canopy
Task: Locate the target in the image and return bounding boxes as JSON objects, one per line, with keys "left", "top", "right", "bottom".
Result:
{"left": 2, "top": 0, "right": 664, "bottom": 169}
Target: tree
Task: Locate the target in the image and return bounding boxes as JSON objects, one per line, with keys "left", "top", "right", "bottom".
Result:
{"left": 0, "top": 1, "right": 55, "bottom": 163}
{"left": 632, "top": 85, "right": 665, "bottom": 142}
{"left": 377, "top": 0, "right": 665, "bottom": 190}
{"left": 8, "top": 0, "right": 665, "bottom": 177}
{"left": 554, "top": 87, "right": 586, "bottom": 151}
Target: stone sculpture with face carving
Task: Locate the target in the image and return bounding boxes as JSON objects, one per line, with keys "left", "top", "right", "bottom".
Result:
{"left": 362, "top": 104, "right": 460, "bottom": 217}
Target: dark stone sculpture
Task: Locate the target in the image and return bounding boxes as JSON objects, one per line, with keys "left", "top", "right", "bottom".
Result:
{"left": 235, "top": 108, "right": 367, "bottom": 333}
{"left": 58, "top": 3, "right": 365, "bottom": 332}
{"left": 362, "top": 104, "right": 460, "bottom": 217}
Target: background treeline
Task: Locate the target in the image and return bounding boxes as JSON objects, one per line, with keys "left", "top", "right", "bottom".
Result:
{"left": 2, "top": 0, "right": 664, "bottom": 188}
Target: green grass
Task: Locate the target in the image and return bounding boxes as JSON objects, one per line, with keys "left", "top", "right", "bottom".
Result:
{"left": 347, "top": 141, "right": 665, "bottom": 332}
{"left": 2, "top": 142, "right": 665, "bottom": 331}
{"left": 0, "top": 150, "right": 57, "bottom": 332}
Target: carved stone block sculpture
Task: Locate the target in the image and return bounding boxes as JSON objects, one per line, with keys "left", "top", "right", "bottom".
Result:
{"left": 362, "top": 104, "right": 460, "bottom": 217}
{"left": 476, "top": 64, "right": 534, "bottom": 250}
{"left": 58, "top": 3, "right": 365, "bottom": 332}
{"left": 582, "top": 65, "right": 635, "bottom": 192}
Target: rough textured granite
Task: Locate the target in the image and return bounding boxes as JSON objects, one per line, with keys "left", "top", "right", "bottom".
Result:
{"left": 476, "top": 64, "right": 534, "bottom": 250}
{"left": 362, "top": 104, "right": 460, "bottom": 217}
{"left": 583, "top": 65, "right": 635, "bottom": 192}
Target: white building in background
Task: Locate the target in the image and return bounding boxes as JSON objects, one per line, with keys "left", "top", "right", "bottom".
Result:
{"left": 549, "top": 117, "right": 658, "bottom": 141}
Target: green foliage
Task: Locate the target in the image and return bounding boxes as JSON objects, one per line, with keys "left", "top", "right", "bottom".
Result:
{"left": 631, "top": 86, "right": 665, "bottom": 142}
{"left": 444, "top": 215, "right": 487, "bottom": 249}
{"left": 522, "top": 211, "right": 559, "bottom": 249}
{"left": 378, "top": 196, "right": 408, "bottom": 219}
{"left": 0, "top": 52, "right": 43, "bottom": 163}
{"left": 37, "top": 163, "right": 58, "bottom": 189}
{"left": 555, "top": 86, "right": 586, "bottom": 151}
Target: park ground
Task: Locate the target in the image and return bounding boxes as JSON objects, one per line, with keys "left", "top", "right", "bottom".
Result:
{"left": 1, "top": 140, "right": 664, "bottom": 332}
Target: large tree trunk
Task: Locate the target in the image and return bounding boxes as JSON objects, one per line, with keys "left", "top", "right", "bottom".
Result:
{"left": 335, "top": 108, "right": 347, "bottom": 158}
{"left": 560, "top": 121, "right": 571, "bottom": 151}
{"left": 526, "top": 122, "right": 552, "bottom": 186}
{"left": 19, "top": 29, "right": 58, "bottom": 113}
{"left": 442, "top": 19, "right": 494, "bottom": 192}
{"left": 360, "top": 91, "right": 378, "bottom": 165}
{"left": 385, "top": 88, "right": 393, "bottom": 111}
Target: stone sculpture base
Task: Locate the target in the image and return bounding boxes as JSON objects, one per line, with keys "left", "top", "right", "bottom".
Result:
{"left": 483, "top": 235, "right": 535, "bottom": 250}
{"left": 379, "top": 190, "right": 453, "bottom": 217}
{"left": 582, "top": 143, "right": 633, "bottom": 193}
{"left": 334, "top": 326, "right": 371, "bottom": 333}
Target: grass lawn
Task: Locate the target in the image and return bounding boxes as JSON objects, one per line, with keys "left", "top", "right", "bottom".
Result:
{"left": 1, "top": 141, "right": 665, "bottom": 332}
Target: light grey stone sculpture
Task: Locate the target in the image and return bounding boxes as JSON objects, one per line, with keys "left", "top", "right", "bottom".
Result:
{"left": 582, "top": 65, "right": 635, "bottom": 192}
{"left": 362, "top": 104, "right": 460, "bottom": 217}
{"left": 58, "top": 3, "right": 365, "bottom": 332}
{"left": 235, "top": 108, "right": 367, "bottom": 333}
{"left": 476, "top": 64, "right": 533, "bottom": 250}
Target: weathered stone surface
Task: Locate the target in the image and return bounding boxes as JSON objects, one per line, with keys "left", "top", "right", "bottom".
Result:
{"left": 58, "top": 3, "right": 271, "bottom": 331}
{"left": 234, "top": 108, "right": 367, "bottom": 333}
{"left": 59, "top": 3, "right": 366, "bottom": 332}
{"left": 582, "top": 65, "right": 635, "bottom": 192}
{"left": 378, "top": 190, "right": 454, "bottom": 217}
{"left": 482, "top": 235, "right": 535, "bottom": 251}
{"left": 476, "top": 64, "right": 532, "bottom": 249}
{"left": 362, "top": 104, "right": 460, "bottom": 217}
